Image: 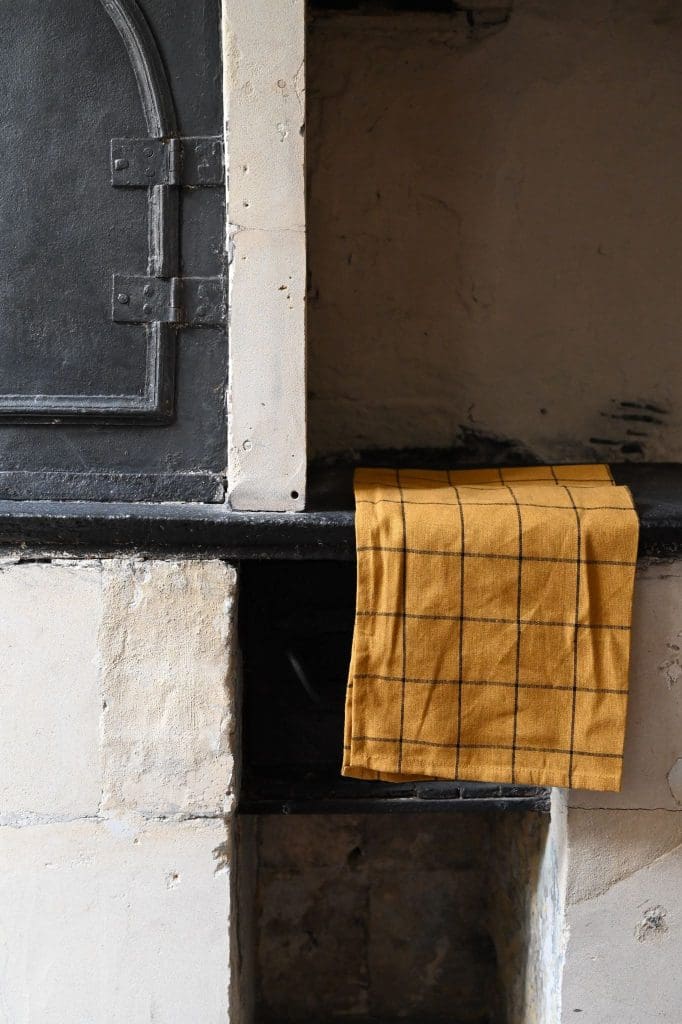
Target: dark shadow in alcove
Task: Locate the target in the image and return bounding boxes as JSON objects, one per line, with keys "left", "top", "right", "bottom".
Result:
{"left": 236, "top": 808, "right": 549, "bottom": 1024}
{"left": 304, "top": 3, "right": 682, "bottom": 467}
{"left": 235, "top": 560, "right": 555, "bottom": 1024}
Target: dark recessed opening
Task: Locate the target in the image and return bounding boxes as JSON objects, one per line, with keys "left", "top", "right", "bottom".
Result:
{"left": 238, "top": 560, "right": 550, "bottom": 812}
{"left": 236, "top": 566, "right": 556, "bottom": 1024}
{"left": 238, "top": 809, "right": 553, "bottom": 1024}
{"left": 248, "top": 813, "right": 527, "bottom": 1024}
{"left": 308, "top": 0, "right": 459, "bottom": 12}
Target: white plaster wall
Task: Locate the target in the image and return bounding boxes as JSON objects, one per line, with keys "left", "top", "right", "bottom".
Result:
{"left": 0, "top": 820, "right": 230, "bottom": 1024}
{"left": 0, "top": 562, "right": 103, "bottom": 823}
{"left": 225, "top": 0, "right": 307, "bottom": 510}
{"left": 0, "top": 558, "right": 238, "bottom": 1024}
{"left": 307, "top": 1, "right": 682, "bottom": 463}
{"left": 561, "top": 561, "right": 682, "bottom": 1022}
{"left": 562, "top": 805, "right": 682, "bottom": 1023}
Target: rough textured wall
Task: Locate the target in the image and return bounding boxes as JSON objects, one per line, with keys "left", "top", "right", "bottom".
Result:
{"left": 0, "top": 557, "right": 237, "bottom": 1024}
{"left": 307, "top": 1, "right": 682, "bottom": 463}
{"left": 562, "top": 560, "right": 682, "bottom": 1022}
{"left": 488, "top": 796, "right": 566, "bottom": 1024}
{"left": 255, "top": 814, "right": 502, "bottom": 1024}
{"left": 251, "top": 811, "right": 569, "bottom": 1024}
{"left": 524, "top": 791, "right": 567, "bottom": 1024}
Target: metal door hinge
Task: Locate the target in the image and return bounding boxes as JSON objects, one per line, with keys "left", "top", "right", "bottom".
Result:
{"left": 113, "top": 275, "right": 226, "bottom": 326}
{"left": 111, "top": 136, "right": 224, "bottom": 187}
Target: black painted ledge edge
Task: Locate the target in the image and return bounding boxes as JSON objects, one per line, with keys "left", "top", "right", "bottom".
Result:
{"left": 0, "top": 462, "right": 679, "bottom": 558}
{"left": 238, "top": 795, "right": 550, "bottom": 814}
{"left": 239, "top": 771, "right": 551, "bottom": 814}
{"left": 0, "top": 500, "right": 356, "bottom": 558}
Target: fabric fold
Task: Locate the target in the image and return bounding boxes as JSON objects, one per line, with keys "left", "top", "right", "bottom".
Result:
{"left": 342, "top": 464, "right": 639, "bottom": 792}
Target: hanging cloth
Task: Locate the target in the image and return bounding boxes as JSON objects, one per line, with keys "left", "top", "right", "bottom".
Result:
{"left": 343, "top": 465, "right": 639, "bottom": 792}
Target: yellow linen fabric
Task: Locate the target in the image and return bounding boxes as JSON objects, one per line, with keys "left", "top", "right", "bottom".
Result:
{"left": 342, "top": 465, "right": 639, "bottom": 792}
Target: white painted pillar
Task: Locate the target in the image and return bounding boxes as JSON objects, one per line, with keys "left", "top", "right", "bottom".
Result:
{"left": 224, "top": 0, "right": 307, "bottom": 511}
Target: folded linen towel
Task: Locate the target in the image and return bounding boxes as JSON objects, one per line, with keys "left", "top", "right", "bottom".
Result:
{"left": 342, "top": 465, "right": 639, "bottom": 791}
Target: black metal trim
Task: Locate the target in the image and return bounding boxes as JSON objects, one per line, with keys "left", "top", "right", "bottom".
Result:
{"left": 0, "top": 472, "right": 225, "bottom": 505}
{"left": 113, "top": 275, "right": 227, "bottom": 326}
{"left": 100, "top": 0, "right": 177, "bottom": 137}
{"left": 238, "top": 795, "right": 550, "bottom": 814}
{"left": 0, "top": 0, "right": 181, "bottom": 424}
{"left": 239, "top": 771, "right": 550, "bottom": 815}
{"left": 0, "top": 464, "right": 678, "bottom": 558}
{"left": 111, "top": 136, "right": 224, "bottom": 188}
{"left": 0, "top": 502, "right": 351, "bottom": 555}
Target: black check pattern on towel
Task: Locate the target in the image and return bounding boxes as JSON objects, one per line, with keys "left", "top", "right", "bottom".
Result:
{"left": 342, "top": 465, "right": 639, "bottom": 792}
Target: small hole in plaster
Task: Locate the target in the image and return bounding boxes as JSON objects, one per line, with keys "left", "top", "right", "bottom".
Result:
{"left": 347, "top": 845, "right": 363, "bottom": 869}
{"left": 291, "top": 490, "right": 299, "bottom": 500}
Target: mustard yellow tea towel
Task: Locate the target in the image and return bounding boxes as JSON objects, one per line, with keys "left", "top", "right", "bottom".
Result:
{"left": 343, "top": 465, "right": 639, "bottom": 791}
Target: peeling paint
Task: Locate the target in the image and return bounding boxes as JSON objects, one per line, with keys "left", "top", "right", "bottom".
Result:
{"left": 635, "top": 904, "right": 668, "bottom": 942}
{"left": 659, "top": 637, "right": 682, "bottom": 689}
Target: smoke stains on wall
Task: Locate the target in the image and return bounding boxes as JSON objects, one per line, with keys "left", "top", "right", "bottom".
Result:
{"left": 306, "top": 1, "right": 682, "bottom": 464}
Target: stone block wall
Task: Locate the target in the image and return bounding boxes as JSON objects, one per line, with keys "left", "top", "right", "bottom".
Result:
{"left": 0, "top": 558, "right": 238, "bottom": 1024}
{"left": 252, "top": 814, "right": 503, "bottom": 1024}
{"left": 1, "top": 558, "right": 681, "bottom": 1024}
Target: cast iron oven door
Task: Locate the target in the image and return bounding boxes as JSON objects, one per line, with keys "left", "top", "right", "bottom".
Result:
{"left": 0, "top": 0, "right": 227, "bottom": 502}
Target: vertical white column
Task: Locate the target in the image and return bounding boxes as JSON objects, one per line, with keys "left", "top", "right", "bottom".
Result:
{"left": 224, "top": 0, "right": 307, "bottom": 511}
